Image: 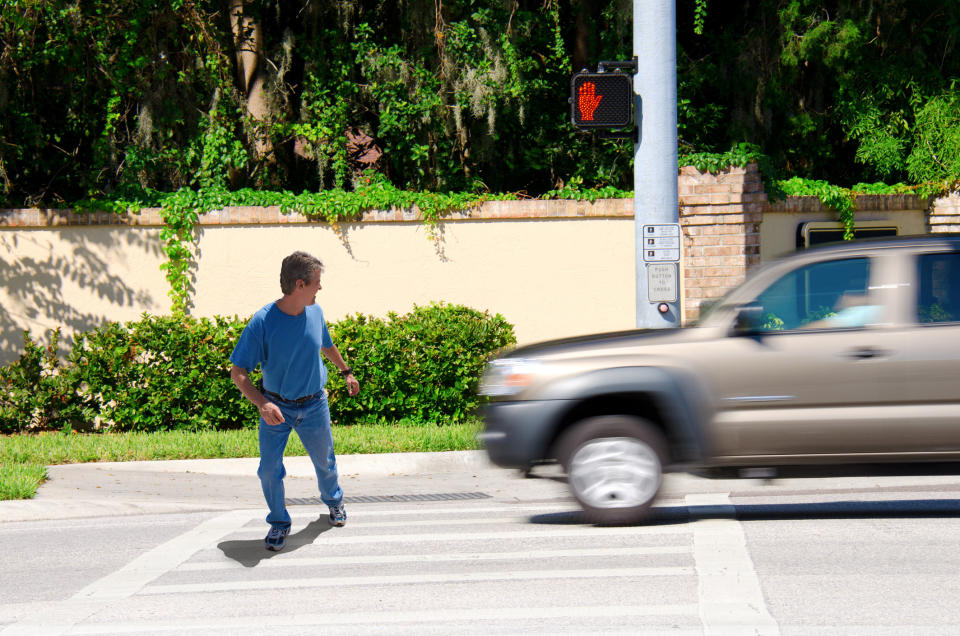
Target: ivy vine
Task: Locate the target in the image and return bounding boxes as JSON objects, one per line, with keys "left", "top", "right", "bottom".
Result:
{"left": 84, "top": 178, "right": 523, "bottom": 312}
{"left": 76, "top": 149, "right": 943, "bottom": 312}
{"left": 778, "top": 178, "right": 923, "bottom": 240}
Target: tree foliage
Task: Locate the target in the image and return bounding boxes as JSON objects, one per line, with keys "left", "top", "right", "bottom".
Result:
{"left": 677, "top": 0, "right": 960, "bottom": 186}
{"left": 1, "top": 0, "right": 959, "bottom": 208}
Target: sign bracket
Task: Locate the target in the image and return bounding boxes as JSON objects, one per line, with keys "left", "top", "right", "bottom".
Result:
{"left": 597, "top": 57, "right": 638, "bottom": 75}
{"left": 598, "top": 129, "right": 638, "bottom": 143}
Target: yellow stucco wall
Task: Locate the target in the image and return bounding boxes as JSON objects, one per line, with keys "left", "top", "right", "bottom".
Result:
{"left": 1, "top": 186, "right": 944, "bottom": 366}
{"left": 0, "top": 227, "right": 170, "bottom": 363}
{"left": 1, "top": 218, "right": 637, "bottom": 364}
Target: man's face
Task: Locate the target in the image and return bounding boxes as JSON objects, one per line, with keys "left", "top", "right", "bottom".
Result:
{"left": 296, "top": 271, "right": 323, "bottom": 305}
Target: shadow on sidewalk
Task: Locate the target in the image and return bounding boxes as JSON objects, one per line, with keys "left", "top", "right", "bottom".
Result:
{"left": 218, "top": 517, "right": 333, "bottom": 568}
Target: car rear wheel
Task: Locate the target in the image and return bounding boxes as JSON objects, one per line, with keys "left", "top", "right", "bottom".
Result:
{"left": 556, "top": 415, "right": 667, "bottom": 525}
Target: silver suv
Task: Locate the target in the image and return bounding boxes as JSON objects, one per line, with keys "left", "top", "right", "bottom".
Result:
{"left": 478, "top": 235, "right": 960, "bottom": 524}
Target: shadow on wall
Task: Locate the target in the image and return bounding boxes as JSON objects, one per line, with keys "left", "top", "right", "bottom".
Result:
{"left": 0, "top": 228, "right": 163, "bottom": 365}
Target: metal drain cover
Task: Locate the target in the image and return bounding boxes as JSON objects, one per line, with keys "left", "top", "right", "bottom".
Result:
{"left": 287, "top": 492, "right": 491, "bottom": 505}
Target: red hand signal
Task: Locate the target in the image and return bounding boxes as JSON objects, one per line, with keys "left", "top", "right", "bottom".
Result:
{"left": 578, "top": 81, "right": 603, "bottom": 121}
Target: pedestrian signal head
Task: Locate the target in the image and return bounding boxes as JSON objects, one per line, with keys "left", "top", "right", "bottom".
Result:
{"left": 570, "top": 72, "right": 633, "bottom": 129}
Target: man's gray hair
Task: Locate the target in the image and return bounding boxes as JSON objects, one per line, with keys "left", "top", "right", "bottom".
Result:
{"left": 280, "top": 251, "right": 324, "bottom": 294}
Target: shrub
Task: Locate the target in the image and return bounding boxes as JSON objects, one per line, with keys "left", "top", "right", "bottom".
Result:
{"left": 0, "top": 330, "right": 78, "bottom": 433}
{"left": 0, "top": 303, "right": 515, "bottom": 433}
{"left": 67, "top": 315, "right": 257, "bottom": 433}
{"left": 326, "top": 303, "right": 516, "bottom": 424}
{"left": 0, "top": 316, "right": 256, "bottom": 434}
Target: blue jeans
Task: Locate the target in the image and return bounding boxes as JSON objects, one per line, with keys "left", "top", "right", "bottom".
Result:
{"left": 257, "top": 393, "right": 343, "bottom": 530}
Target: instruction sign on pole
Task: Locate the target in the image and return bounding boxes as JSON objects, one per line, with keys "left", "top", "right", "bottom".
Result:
{"left": 641, "top": 224, "right": 681, "bottom": 262}
{"left": 646, "top": 263, "right": 678, "bottom": 302}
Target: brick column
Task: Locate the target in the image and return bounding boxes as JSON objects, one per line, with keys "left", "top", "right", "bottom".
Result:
{"left": 679, "top": 163, "right": 765, "bottom": 323}
{"left": 928, "top": 192, "right": 960, "bottom": 233}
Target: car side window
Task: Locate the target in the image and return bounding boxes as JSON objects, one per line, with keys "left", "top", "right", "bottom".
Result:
{"left": 750, "top": 257, "right": 877, "bottom": 332}
{"left": 917, "top": 252, "right": 960, "bottom": 324}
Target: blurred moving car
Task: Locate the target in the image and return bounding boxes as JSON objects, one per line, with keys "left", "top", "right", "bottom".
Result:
{"left": 478, "top": 236, "right": 960, "bottom": 524}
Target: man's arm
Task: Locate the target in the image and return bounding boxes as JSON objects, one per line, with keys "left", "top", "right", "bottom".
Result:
{"left": 230, "top": 364, "right": 285, "bottom": 425}
{"left": 321, "top": 345, "right": 360, "bottom": 396}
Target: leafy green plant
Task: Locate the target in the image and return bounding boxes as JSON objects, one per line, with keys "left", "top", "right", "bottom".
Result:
{"left": 918, "top": 303, "right": 953, "bottom": 324}
{"left": 68, "top": 314, "right": 255, "bottom": 433}
{"left": 760, "top": 313, "right": 784, "bottom": 331}
{"left": 541, "top": 176, "right": 631, "bottom": 201}
{"left": 0, "top": 330, "right": 79, "bottom": 434}
{"left": 800, "top": 306, "right": 838, "bottom": 326}
{"left": 680, "top": 143, "right": 784, "bottom": 200}
{"left": 907, "top": 91, "right": 960, "bottom": 187}
{"left": 779, "top": 177, "right": 857, "bottom": 240}
{"left": 325, "top": 303, "right": 516, "bottom": 425}
{"left": 0, "top": 304, "right": 515, "bottom": 433}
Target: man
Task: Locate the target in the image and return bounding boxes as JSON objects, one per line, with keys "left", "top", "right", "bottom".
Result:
{"left": 230, "top": 251, "right": 360, "bottom": 552}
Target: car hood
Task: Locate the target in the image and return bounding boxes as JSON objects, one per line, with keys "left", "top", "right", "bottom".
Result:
{"left": 502, "top": 326, "right": 696, "bottom": 361}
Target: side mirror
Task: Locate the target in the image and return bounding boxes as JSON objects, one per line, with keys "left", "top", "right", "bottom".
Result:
{"left": 732, "top": 305, "right": 764, "bottom": 336}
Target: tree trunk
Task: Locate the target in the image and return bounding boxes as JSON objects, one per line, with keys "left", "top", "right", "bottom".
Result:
{"left": 229, "top": 0, "right": 272, "bottom": 159}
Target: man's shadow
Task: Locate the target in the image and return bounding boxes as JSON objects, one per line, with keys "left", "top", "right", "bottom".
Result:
{"left": 218, "top": 517, "right": 333, "bottom": 568}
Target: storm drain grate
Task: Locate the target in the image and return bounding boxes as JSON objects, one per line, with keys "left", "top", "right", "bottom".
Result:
{"left": 287, "top": 492, "right": 491, "bottom": 505}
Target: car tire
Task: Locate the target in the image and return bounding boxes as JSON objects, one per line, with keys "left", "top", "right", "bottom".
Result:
{"left": 556, "top": 415, "right": 667, "bottom": 525}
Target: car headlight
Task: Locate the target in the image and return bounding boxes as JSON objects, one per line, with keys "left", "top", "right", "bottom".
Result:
{"left": 478, "top": 358, "right": 543, "bottom": 396}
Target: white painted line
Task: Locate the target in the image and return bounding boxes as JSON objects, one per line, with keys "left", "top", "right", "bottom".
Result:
{"left": 687, "top": 493, "right": 780, "bottom": 636}
{"left": 73, "top": 509, "right": 257, "bottom": 600}
{"left": 231, "top": 514, "right": 556, "bottom": 533}
{"left": 2, "top": 510, "right": 258, "bottom": 635}
{"left": 223, "top": 522, "right": 692, "bottom": 547}
{"left": 286, "top": 502, "right": 584, "bottom": 517}
{"left": 180, "top": 544, "right": 691, "bottom": 571}
{"left": 141, "top": 566, "right": 696, "bottom": 595}
{"left": 67, "top": 604, "right": 702, "bottom": 634}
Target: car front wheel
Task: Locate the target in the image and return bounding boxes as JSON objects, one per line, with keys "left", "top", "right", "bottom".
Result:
{"left": 556, "top": 415, "right": 667, "bottom": 525}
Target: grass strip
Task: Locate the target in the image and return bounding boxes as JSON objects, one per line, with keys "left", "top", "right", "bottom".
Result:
{"left": 0, "top": 421, "right": 484, "bottom": 500}
{"left": 0, "top": 463, "right": 48, "bottom": 500}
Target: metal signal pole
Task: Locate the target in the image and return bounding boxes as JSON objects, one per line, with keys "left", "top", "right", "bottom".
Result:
{"left": 634, "top": 0, "right": 680, "bottom": 328}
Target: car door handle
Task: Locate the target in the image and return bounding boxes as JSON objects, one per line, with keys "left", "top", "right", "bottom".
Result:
{"left": 847, "top": 347, "right": 887, "bottom": 360}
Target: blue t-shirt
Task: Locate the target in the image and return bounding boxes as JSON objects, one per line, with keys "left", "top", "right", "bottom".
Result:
{"left": 230, "top": 302, "right": 334, "bottom": 399}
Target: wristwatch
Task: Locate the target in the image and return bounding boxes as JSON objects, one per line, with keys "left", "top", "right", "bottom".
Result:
{"left": 340, "top": 367, "right": 354, "bottom": 378}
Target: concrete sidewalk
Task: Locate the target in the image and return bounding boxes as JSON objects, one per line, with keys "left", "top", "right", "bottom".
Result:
{"left": 1, "top": 450, "right": 543, "bottom": 524}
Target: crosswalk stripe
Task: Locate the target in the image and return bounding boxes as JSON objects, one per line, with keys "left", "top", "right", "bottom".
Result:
{"left": 181, "top": 544, "right": 691, "bottom": 570}
{"left": 2, "top": 511, "right": 258, "bottom": 635}
{"left": 227, "top": 523, "right": 691, "bottom": 546}
{"left": 234, "top": 515, "right": 567, "bottom": 533}
{"left": 67, "top": 605, "right": 702, "bottom": 634}
{"left": 72, "top": 509, "right": 257, "bottom": 601}
{"left": 688, "top": 493, "right": 781, "bottom": 636}
{"left": 283, "top": 502, "right": 585, "bottom": 517}
{"left": 280, "top": 501, "right": 685, "bottom": 518}
{"left": 141, "top": 566, "right": 696, "bottom": 595}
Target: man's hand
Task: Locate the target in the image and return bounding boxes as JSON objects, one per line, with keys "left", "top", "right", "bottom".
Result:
{"left": 345, "top": 374, "right": 360, "bottom": 397}
{"left": 321, "top": 345, "right": 361, "bottom": 397}
{"left": 231, "top": 364, "right": 285, "bottom": 425}
{"left": 258, "top": 401, "right": 285, "bottom": 426}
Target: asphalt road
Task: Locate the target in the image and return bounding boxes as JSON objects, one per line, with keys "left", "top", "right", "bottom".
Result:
{"left": 2, "top": 452, "right": 960, "bottom": 634}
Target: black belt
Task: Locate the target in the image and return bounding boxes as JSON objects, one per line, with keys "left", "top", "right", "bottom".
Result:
{"left": 263, "top": 389, "right": 322, "bottom": 405}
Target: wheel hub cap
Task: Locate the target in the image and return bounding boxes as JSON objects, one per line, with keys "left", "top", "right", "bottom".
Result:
{"left": 568, "top": 437, "right": 661, "bottom": 509}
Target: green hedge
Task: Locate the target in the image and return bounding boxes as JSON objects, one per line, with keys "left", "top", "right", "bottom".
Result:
{"left": 0, "top": 303, "right": 515, "bottom": 434}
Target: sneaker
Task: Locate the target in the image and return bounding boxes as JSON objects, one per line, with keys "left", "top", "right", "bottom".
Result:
{"left": 264, "top": 525, "right": 289, "bottom": 551}
{"left": 329, "top": 504, "right": 347, "bottom": 527}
